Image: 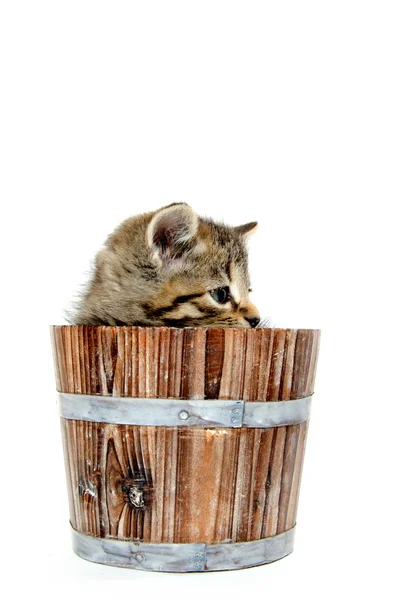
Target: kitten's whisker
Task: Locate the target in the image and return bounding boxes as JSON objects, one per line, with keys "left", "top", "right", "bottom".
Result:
{"left": 258, "top": 317, "right": 274, "bottom": 328}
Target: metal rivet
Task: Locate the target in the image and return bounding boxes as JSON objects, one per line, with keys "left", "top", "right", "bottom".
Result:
{"left": 231, "top": 417, "right": 238, "bottom": 424}
{"left": 232, "top": 408, "right": 240, "bottom": 414}
{"left": 135, "top": 553, "right": 144, "bottom": 563}
{"left": 179, "top": 410, "right": 189, "bottom": 420}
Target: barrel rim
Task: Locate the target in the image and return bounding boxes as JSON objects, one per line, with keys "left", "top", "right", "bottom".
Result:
{"left": 50, "top": 324, "right": 321, "bottom": 333}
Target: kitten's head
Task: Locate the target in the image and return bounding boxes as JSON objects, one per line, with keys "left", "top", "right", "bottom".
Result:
{"left": 73, "top": 203, "right": 260, "bottom": 328}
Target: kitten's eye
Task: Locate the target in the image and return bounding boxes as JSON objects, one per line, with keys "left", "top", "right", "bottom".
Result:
{"left": 210, "top": 286, "right": 230, "bottom": 304}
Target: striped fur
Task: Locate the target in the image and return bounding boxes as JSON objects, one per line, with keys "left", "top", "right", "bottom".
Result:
{"left": 71, "top": 203, "right": 260, "bottom": 328}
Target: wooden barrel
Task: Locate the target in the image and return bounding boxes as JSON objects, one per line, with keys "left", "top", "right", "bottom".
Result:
{"left": 51, "top": 326, "right": 320, "bottom": 572}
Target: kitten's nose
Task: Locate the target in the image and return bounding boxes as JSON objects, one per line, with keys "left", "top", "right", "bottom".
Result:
{"left": 245, "top": 316, "right": 260, "bottom": 328}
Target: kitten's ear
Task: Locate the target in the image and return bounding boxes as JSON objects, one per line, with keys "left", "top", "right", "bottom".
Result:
{"left": 147, "top": 204, "right": 199, "bottom": 265}
{"left": 234, "top": 221, "right": 258, "bottom": 238}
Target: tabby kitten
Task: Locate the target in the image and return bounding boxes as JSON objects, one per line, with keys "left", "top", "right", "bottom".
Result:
{"left": 71, "top": 203, "right": 260, "bottom": 328}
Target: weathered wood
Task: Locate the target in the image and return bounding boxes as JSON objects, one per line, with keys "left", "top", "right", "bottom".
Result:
{"left": 51, "top": 326, "right": 320, "bottom": 545}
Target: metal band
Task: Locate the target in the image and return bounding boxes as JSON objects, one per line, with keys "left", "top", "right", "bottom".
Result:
{"left": 243, "top": 396, "right": 312, "bottom": 427}
{"left": 58, "top": 393, "right": 311, "bottom": 428}
{"left": 71, "top": 526, "right": 295, "bottom": 572}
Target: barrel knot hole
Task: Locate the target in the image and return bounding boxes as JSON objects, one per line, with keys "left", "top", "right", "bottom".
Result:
{"left": 128, "top": 484, "right": 144, "bottom": 508}
{"left": 123, "top": 473, "right": 153, "bottom": 509}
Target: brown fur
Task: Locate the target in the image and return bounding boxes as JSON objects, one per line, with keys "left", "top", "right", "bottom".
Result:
{"left": 70, "top": 203, "right": 260, "bottom": 328}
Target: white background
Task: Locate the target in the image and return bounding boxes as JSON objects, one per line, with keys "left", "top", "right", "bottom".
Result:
{"left": 1, "top": 1, "right": 396, "bottom": 597}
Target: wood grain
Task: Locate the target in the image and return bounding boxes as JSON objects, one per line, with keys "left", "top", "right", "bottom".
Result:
{"left": 51, "top": 326, "right": 320, "bottom": 544}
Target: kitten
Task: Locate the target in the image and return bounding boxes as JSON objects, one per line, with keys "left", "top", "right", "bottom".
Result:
{"left": 70, "top": 203, "right": 260, "bottom": 328}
